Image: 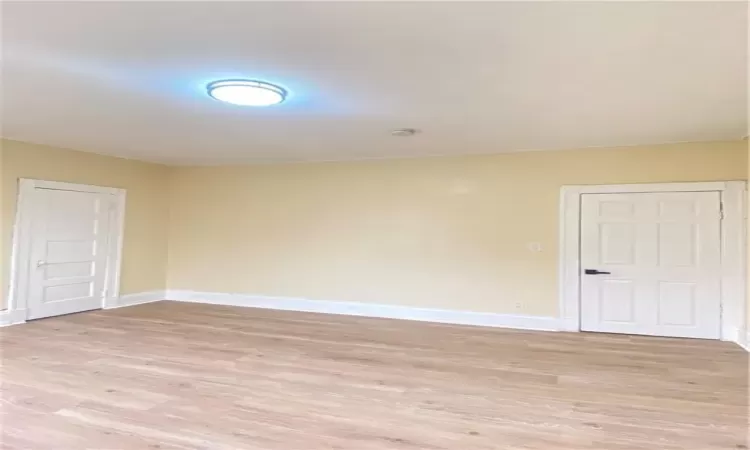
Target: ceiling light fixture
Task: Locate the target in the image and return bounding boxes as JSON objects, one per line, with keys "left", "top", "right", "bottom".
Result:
{"left": 207, "top": 79, "right": 287, "bottom": 106}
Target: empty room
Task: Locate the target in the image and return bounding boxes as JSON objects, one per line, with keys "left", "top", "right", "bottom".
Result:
{"left": 1, "top": 1, "right": 748, "bottom": 449}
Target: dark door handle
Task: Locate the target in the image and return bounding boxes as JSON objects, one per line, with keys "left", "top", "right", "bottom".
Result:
{"left": 585, "top": 269, "right": 611, "bottom": 275}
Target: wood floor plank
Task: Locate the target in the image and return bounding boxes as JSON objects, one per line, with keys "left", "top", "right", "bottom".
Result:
{"left": 1, "top": 301, "right": 747, "bottom": 449}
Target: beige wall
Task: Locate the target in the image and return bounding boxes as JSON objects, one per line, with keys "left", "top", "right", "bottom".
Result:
{"left": 168, "top": 141, "right": 747, "bottom": 317}
{"left": 2, "top": 139, "right": 744, "bottom": 318}
{"left": 1, "top": 139, "right": 171, "bottom": 308}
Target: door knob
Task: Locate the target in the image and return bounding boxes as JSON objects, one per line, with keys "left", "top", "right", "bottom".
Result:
{"left": 36, "top": 260, "right": 47, "bottom": 268}
{"left": 584, "top": 269, "right": 611, "bottom": 275}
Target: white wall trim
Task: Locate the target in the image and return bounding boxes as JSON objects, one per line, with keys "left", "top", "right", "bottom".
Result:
{"left": 0, "top": 309, "right": 27, "bottom": 327}
{"left": 105, "top": 189, "right": 127, "bottom": 308}
{"left": 725, "top": 326, "right": 748, "bottom": 350}
{"left": 735, "top": 329, "right": 750, "bottom": 353}
{"left": 559, "top": 181, "right": 747, "bottom": 345}
{"left": 560, "top": 182, "right": 732, "bottom": 194}
{"left": 719, "top": 181, "right": 747, "bottom": 345}
{"left": 167, "top": 290, "right": 561, "bottom": 331}
{"left": 108, "top": 291, "right": 167, "bottom": 309}
{"left": 7, "top": 178, "right": 127, "bottom": 321}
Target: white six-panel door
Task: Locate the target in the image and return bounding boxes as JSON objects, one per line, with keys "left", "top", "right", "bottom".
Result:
{"left": 26, "top": 188, "right": 114, "bottom": 320}
{"left": 580, "top": 191, "right": 722, "bottom": 339}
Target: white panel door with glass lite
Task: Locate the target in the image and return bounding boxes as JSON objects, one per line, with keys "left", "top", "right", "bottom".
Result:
{"left": 580, "top": 191, "right": 722, "bottom": 339}
{"left": 27, "top": 188, "right": 114, "bottom": 320}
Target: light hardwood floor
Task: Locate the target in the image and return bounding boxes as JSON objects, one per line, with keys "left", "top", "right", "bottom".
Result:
{"left": 1, "top": 301, "right": 747, "bottom": 449}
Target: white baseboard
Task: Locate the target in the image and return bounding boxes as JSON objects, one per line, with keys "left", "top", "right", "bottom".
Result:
{"left": 0, "top": 309, "right": 27, "bottom": 327}
{"left": 723, "top": 326, "right": 750, "bottom": 352}
{"left": 110, "top": 290, "right": 167, "bottom": 309}
{"left": 738, "top": 330, "right": 750, "bottom": 353}
{"left": 166, "top": 290, "right": 561, "bottom": 332}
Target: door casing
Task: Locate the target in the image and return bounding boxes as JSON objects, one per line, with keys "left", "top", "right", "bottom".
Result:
{"left": 7, "top": 179, "right": 126, "bottom": 322}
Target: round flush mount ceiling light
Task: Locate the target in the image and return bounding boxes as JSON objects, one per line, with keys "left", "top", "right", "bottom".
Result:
{"left": 207, "top": 79, "right": 287, "bottom": 106}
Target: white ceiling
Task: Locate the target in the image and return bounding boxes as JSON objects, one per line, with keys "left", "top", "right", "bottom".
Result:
{"left": 2, "top": 2, "right": 747, "bottom": 165}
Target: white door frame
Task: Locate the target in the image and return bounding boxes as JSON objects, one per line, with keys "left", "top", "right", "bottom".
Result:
{"left": 559, "top": 181, "right": 746, "bottom": 343}
{"left": 7, "top": 179, "right": 127, "bottom": 322}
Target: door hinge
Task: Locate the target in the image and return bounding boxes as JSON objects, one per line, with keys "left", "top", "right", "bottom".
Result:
{"left": 719, "top": 202, "right": 724, "bottom": 220}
